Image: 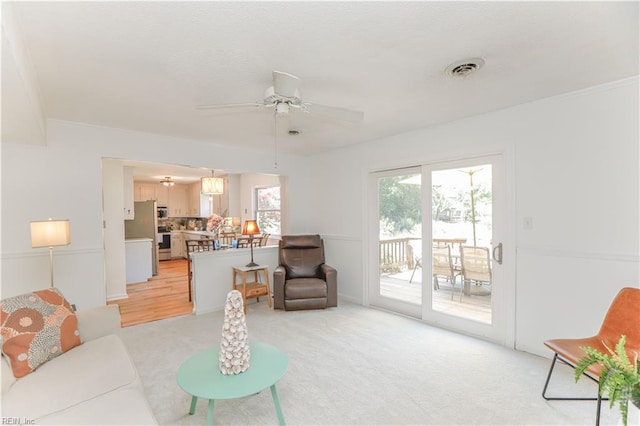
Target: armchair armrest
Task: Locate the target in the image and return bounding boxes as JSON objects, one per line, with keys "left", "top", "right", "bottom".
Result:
{"left": 76, "top": 305, "right": 122, "bottom": 342}
{"left": 321, "top": 264, "right": 338, "bottom": 307}
{"left": 273, "top": 265, "right": 286, "bottom": 310}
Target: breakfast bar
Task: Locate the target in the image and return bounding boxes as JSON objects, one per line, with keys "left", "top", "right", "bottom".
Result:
{"left": 190, "top": 246, "right": 279, "bottom": 315}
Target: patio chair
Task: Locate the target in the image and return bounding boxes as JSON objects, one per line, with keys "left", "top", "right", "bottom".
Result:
{"left": 460, "top": 246, "right": 492, "bottom": 296}
{"left": 432, "top": 245, "right": 462, "bottom": 300}
{"left": 409, "top": 257, "right": 422, "bottom": 284}
{"left": 541, "top": 287, "right": 640, "bottom": 425}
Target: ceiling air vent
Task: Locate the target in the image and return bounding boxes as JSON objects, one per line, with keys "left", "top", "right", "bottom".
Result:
{"left": 445, "top": 58, "right": 485, "bottom": 78}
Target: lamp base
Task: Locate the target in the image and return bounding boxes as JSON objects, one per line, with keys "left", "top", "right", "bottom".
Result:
{"left": 245, "top": 261, "right": 259, "bottom": 267}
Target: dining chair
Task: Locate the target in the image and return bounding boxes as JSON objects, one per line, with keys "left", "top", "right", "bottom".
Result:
{"left": 185, "top": 239, "right": 215, "bottom": 301}
{"left": 542, "top": 287, "right": 640, "bottom": 425}
{"left": 432, "top": 244, "right": 462, "bottom": 300}
{"left": 460, "top": 245, "right": 492, "bottom": 297}
{"left": 259, "top": 233, "right": 271, "bottom": 246}
{"left": 218, "top": 232, "right": 235, "bottom": 246}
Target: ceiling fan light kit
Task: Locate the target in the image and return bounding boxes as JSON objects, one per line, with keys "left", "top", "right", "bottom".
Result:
{"left": 275, "top": 102, "right": 290, "bottom": 115}
{"left": 160, "top": 176, "right": 175, "bottom": 187}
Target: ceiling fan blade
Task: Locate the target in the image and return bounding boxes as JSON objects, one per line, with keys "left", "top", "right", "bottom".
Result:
{"left": 272, "top": 71, "right": 301, "bottom": 98}
{"left": 197, "top": 102, "right": 267, "bottom": 111}
{"left": 302, "top": 102, "right": 364, "bottom": 123}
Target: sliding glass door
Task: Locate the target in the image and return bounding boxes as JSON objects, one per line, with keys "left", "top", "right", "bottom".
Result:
{"left": 369, "top": 155, "right": 508, "bottom": 343}
{"left": 369, "top": 167, "right": 422, "bottom": 318}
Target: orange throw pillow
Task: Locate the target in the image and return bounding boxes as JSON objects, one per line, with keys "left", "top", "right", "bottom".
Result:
{"left": 1, "top": 288, "right": 81, "bottom": 378}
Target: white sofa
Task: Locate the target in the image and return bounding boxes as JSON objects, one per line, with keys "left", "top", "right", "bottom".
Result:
{"left": 1, "top": 305, "right": 157, "bottom": 425}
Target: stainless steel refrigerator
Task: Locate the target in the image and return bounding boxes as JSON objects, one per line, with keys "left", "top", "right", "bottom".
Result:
{"left": 124, "top": 200, "right": 159, "bottom": 276}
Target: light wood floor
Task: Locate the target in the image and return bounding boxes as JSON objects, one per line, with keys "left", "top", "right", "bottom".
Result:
{"left": 108, "top": 259, "right": 193, "bottom": 327}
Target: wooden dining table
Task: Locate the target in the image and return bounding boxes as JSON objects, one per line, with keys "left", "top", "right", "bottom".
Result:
{"left": 433, "top": 237, "right": 467, "bottom": 246}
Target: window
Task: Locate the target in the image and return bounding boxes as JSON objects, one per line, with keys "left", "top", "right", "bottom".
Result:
{"left": 255, "top": 186, "right": 281, "bottom": 234}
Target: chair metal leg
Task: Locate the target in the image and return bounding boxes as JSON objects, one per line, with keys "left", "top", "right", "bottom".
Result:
{"left": 542, "top": 353, "right": 605, "bottom": 425}
{"left": 410, "top": 262, "right": 419, "bottom": 283}
{"left": 449, "top": 274, "right": 454, "bottom": 300}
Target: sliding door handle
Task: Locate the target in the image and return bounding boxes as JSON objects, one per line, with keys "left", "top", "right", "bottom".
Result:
{"left": 492, "top": 242, "right": 503, "bottom": 265}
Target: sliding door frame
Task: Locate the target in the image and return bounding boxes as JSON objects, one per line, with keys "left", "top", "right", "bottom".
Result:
{"left": 365, "top": 150, "right": 516, "bottom": 348}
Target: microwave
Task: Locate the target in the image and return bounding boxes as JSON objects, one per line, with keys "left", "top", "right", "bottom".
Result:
{"left": 157, "top": 207, "right": 168, "bottom": 218}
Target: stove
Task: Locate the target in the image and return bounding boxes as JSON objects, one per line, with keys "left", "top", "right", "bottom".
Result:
{"left": 158, "top": 230, "right": 172, "bottom": 261}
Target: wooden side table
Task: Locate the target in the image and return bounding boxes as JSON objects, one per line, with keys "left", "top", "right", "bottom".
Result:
{"left": 232, "top": 265, "right": 272, "bottom": 313}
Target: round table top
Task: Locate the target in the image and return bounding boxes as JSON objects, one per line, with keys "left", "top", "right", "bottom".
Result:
{"left": 177, "top": 341, "right": 288, "bottom": 400}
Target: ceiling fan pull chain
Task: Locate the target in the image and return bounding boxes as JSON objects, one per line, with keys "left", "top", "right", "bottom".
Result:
{"left": 273, "top": 110, "right": 278, "bottom": 169}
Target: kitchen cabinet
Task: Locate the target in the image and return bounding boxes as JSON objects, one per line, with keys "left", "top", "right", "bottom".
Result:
{"left": 134, "top": 182, "right": 169, "bottom": 206}
{"left": 188, "top": 182, "right": 213, "bottom": 217}
{"left": 188, "top": 182, "right": 203, "bottom": 217}
{"left": 168, "top": 185, "right": 188, "bottom": 217}
{"left": 156, "top": 185, "right": 169, "bottom": 206}
{"left": 200, "top": 195, "right": 212, "bottom": 218}
{"left": 171, "top": 232, "right": 184, "bottom": 259}
{"left": 134, "top": 183, "right": 155, "bottom": 202}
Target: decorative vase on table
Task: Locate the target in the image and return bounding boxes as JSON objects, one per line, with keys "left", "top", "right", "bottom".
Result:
{"left": 218, "top": 290, "right": 250, "bottom": 375}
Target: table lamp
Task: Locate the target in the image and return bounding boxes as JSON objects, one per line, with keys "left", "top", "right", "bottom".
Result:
{"left": 241, "top": 220, "right": 260, "bottom": 267}
{"left": 30, "top": 218, "right": 71, "bottom": 288}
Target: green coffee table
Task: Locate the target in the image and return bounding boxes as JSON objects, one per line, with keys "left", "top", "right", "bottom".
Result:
{"left": 177, "top": 341, "right": 288, "bottom": 425}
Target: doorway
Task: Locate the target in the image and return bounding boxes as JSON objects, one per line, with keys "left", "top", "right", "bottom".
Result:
{"left": 107, "top": 258, "right": 192, "bottom": 327}
{"left": 369, "top": 154, "right": 510, "bottom": 344}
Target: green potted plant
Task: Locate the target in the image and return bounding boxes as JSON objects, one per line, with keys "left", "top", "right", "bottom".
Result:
{"left": 575, "top": 335, "right": 640, "bottom": 426}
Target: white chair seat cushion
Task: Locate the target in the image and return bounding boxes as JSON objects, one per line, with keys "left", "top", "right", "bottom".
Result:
{"left": 2, "top": 334, "right": 150, "bottom": 422}
{"left": 38, "top": 386, "right": 157, "bottom": 425}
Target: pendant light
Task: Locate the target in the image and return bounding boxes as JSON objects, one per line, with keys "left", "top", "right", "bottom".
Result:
{"left": 201, "top": 170, "right": 224, "bottom": 195}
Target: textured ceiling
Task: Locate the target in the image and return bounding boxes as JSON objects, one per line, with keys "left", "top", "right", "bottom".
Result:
{"left": 4, "top": 1, "right": 639, "bottom": 157}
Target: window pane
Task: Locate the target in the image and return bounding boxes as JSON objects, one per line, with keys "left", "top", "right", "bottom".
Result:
{"left": 257, "top": 187, "right": 280, "bottom": 210}
{"left": 257, "top": 211, "right": 281, "bottom": 234}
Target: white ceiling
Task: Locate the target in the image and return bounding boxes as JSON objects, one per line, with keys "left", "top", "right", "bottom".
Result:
{"left": 3, "top": 1, "right": 639, "bottom": 158}
{"left": 121, "top": 159, "right": 223, "bottom": 184}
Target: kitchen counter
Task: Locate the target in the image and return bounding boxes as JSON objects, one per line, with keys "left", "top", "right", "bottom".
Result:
{"left": 124, "top": 238, "right": 153, "bottom": 284}
{"left": 172, "top": 230, "right": 216, "bottom": 237}
{"left": 190, "top": 246, "right": 278, "bottom": 315}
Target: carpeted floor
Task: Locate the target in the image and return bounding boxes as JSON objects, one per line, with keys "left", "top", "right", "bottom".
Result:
{"left": 120, "top": 300, "right": 633, "bottom": 425}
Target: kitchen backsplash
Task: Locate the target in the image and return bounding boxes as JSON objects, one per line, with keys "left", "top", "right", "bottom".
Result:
{"left": 159, "top": 217, "right": 242, "bottom": 233}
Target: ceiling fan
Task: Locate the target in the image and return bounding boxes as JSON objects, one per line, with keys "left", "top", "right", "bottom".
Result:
{"left": 197, "top": 71, "right": 364, "bottom": 123}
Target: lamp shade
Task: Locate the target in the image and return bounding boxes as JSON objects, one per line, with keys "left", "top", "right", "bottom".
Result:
{"left": 201, "top": 177, "right": 224, "bottom": 195}
{"left": 30, "top": 219, "right": 71, "bottom": 248}
{"left": 241, "top": 220, "right": 260, "bottom": 236}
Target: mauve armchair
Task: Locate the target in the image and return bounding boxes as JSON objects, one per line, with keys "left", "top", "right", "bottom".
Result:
{"left": 273, "top": 235, "right": 337, "bottom": 311}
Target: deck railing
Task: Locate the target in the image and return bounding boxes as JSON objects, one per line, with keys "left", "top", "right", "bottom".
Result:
{"left": 379, "top": 238, "right": 416, "bottom": 272}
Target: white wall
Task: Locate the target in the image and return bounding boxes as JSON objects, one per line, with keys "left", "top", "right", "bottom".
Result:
{"left": 2, "top": 77, "right": 637, "bottom": 358}
{"left": 306, "top": 77, "right": 639, "bottom": 356}
{"left": 1, "top": 119, "right": 312, "bottom": 309}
